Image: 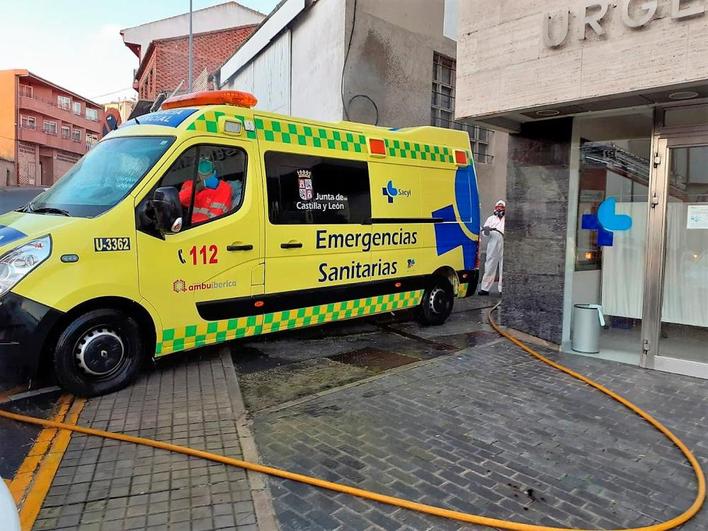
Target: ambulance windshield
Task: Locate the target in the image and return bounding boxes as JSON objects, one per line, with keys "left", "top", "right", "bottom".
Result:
{"left": 25, "top": 136, "right": 175, "bottom": 218}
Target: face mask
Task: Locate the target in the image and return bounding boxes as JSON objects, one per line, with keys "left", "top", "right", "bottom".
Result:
{"left": 495, "top": 210, "right": 505, "bottom": 218}
{"left": 204, "top": 173, "right": 219, "bottom": 189}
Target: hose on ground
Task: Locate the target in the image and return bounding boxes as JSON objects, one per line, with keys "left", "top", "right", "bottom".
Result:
{"left": 0, "top": 303, "right": 704, "bottom": 530}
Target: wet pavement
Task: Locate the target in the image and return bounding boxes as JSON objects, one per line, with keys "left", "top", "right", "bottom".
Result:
{"left": 248, "top": 331, "right": 708, "bottom": 530}
{"left": 2, "top": 292, "right": 706, "bottom": 530}
{"left": 0, "top": 389, "right": 63, "bottom": 481}
{"left": 233, "top": 297, "right": 500, "bottom": 412}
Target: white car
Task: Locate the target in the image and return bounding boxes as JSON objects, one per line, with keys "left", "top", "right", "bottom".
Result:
{"left": 0, "top": 479, "right": 20, "bottom": 531}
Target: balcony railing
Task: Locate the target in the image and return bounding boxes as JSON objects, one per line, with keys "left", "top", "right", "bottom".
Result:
{"left": 17, "top": 126, "right": 89, "bottom": 156}
{"left": 17, "top": 92, "right": 101, "bottom": 122}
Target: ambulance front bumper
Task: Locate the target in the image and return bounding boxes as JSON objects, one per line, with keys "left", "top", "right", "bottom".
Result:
{"left": 0, "top": 292, "right": 63, "bottom": 383}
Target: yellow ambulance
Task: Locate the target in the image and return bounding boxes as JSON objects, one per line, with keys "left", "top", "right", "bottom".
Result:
{"left": 0, "top": 91, "right": 480, "bottom": 396}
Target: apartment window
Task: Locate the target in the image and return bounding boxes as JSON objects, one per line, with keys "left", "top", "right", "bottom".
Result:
{"left": 19, "top": 85, "right": 33, "bottom": 98}
{"left": 431, "top": 53, "right": 455, "bottom": 129}
{"left": 431, "top": 53, "right": 494, "bottom": 164}
{"left": 61, "top": 126, "right": 70, "bottom": 139}
{"left": 43, "top": 121, "right": 58, "bottom": 135}
{"left": 86, "top": 133, "right": 98, "bottom": 148}
{"left": 72, "top": 101, "right": 82, "bottom": 115}
{"left": 20, "top": 115, "right": 36, "bottom": 129}
{"left": 58, "top": 95, "right": 71, "bottom": 110}
{"left": 72, "top": 129, "right": 81, "bottom": 142}
{"left": 85, "top": 108, "right": 98, "bottom": 121}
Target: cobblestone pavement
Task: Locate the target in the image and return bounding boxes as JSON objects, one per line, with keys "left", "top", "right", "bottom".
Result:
{"left": 33, "top": 349, "right": 261, "bottom": 531}
{"left": 235, "top": 299, "right": 499, "bottom": 412}
{"left": 252, "top": 339, "right": 708, "bottom": 530}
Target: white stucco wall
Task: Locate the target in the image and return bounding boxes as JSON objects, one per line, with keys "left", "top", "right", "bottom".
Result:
{"left": 290, "top": 0, "right": 346, "bottom": 121}
{"left": 229, "top": 31, "right": 292, "bottom": 115}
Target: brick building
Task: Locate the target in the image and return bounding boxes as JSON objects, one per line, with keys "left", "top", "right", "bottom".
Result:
{"left": 0, "top": 70, "right": 104, "bottom": 186}
{"left": 134, "top": 26, "right": 257, "bottom": 100}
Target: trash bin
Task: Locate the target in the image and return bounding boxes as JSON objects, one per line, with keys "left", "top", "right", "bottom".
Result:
{"left": 572, "top": 304, "right": 605, "bottom": 354}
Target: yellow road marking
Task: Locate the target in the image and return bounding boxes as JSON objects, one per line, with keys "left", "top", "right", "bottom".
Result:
{"left": 8, "top": 395, "right": 72, "bottom": 505}
{"left": 18, "top": 397, "right": 85, "bottom": 531}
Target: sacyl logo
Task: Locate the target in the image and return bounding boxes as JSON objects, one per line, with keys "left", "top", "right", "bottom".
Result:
{"left": 382, "top": 180, "right": 411, "bottom": 204}
{"left": 581, "top": 197, "right": 633, "bottom": 247}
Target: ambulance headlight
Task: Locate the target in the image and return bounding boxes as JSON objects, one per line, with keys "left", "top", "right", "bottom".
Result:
{"left": 0, "top": 236, "right": 51, "bottom": 297}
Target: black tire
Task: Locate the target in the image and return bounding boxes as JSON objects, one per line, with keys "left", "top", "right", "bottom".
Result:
{"left": 418, "top": 277, "right": 455, "bottom": 326}
{"left": 53, "top": 309, "right": 145, "bottom": 397}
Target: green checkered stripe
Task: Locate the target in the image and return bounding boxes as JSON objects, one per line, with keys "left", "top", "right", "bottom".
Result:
{"left": 156, "top": 289, "right": 424, "bottom": 356}
{"left": 383, "top": 138, "right": 455, "bottom": 163}
{"left": 254, "top": 116, "right": 367, "bottom": 153}
{"left": 185, "top": 110, "right": 459, "bottom": 164}
{"left": 186, "top": 110, "right": 257, "bottom": 139}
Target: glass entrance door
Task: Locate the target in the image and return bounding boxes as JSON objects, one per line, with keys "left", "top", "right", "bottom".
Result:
{"left": 646, "top": 136, "right": 708, "bottom": 378}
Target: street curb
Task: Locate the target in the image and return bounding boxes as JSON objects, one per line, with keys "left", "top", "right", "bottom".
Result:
{"left": 219, "top": 347, "right": 280, "bottom": 531}
{"left": 257, "top": 337, "right": 507, "bottom": 416}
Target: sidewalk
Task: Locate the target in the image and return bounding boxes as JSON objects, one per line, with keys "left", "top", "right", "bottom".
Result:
{"left": 20, "top": 309, "right": 707, "bottom": 530}
{"left": 32, "top": 349, "right": 271, "bottom": 531}
{"left": 250, "top": 340, "right": 707, "bottom": 530}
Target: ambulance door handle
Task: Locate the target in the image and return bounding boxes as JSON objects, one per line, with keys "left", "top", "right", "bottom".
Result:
{"left": 281, "top": 241, "right": 303, "bottom": 249}
{"left": 227, "top": 243, "right": 253, "bottom": 251}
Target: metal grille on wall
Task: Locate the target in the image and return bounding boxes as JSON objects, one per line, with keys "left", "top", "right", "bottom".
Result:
{"left": 432, "top": 53, "right": 494, "bottom": 164}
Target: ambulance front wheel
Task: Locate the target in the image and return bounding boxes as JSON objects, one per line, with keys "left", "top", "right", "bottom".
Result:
{"left": 53, "top": 309, "right": 146, "bottom": 397}
{"left": 418, "top": 278, "right": 454, "bottom": 326}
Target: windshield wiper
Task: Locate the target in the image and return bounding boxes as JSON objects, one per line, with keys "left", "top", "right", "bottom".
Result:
{"left": 27, "top": 206, "right": 71, "bottom": 217}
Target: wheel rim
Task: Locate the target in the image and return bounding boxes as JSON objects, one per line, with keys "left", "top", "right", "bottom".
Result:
{"left": 75, "top": 328, "right": 126, "bottom": 377}
{"left": 429, "top": 288, "right": 450, "bottom": 315}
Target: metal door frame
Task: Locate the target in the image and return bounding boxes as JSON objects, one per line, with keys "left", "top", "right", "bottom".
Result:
{"left": 642, "top": 114, "right": 708, "bottom": 369}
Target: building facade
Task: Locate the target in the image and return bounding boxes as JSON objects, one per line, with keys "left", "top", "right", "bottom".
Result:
{"left": 0, "top": 70, "right": 104, "bottom": 186}
{"left": 457, "top": 0, "right": 708, "bottom": 379}
{"left": 134, "top": 26, "right": 257, "bottom": 100}
{"left": 217, "top": 0, "right": 508, "bottom": 217}
{"left": 121, "top": 2, "right": 264, "bottom": 102}
{"left": 120, "top": 2, "right": 264, "bottom": 62}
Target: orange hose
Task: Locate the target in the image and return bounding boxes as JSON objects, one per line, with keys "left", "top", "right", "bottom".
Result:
{"left": 0, "top": 303, "right": 704, "bottom": 530}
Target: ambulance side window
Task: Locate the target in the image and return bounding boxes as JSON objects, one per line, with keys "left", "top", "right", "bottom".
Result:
{"left": 265, "top": 152, "right": 370, "bottom": 224}
{"left": 151, "top": 144, "right": 247, "bottom": 230}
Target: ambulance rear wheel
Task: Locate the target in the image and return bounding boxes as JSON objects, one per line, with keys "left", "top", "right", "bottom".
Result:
{"left": 53, "top": 309, "right": 145, "bottom": 397}
{"left": 418, "top": 278, "right": 454, "bottom": 326}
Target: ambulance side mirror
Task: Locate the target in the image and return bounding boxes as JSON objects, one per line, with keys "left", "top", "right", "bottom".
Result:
{"left": 150, "top": 187, "right": 183, "bottom": 235}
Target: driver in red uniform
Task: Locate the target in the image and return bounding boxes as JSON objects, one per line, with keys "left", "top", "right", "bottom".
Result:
{"left": 179, "top": 158, "right": 232, "bottom": 224}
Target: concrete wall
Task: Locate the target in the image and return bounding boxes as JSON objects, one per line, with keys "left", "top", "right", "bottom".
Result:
{"left": 343, "top": 0, "right": 456, "bottom": 127}
{"left": 223, "top": 0, "right": 455, "bottom": 127}
{"left": 456, "top": 0, "right": 708, "bottom": 119}
{"left": 476, "top": 132, "right": 508, "bottom": 218}
{"left": 501, "top": 118, "right": 573, "bottom": 344}
{"left": 121, "top": 2, "right": 264, "bottom": 61}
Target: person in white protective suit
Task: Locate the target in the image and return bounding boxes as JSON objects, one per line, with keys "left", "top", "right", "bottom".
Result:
{"left": 478, "top": 200, "right": 505, "bottom": 295}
